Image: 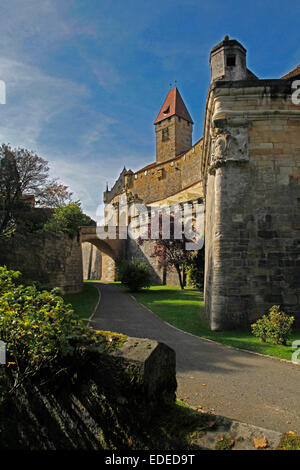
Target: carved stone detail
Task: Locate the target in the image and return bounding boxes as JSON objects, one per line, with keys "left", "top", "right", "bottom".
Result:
{"left": 209, "top": 126, "right": 248, "bottom": 174}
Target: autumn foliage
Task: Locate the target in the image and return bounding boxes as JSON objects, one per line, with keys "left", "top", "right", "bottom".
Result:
{"left": 138, "top": 213, "right": 194, "bottom": 289}
{"left": 0, "top": 144, "right": 72, "bottom": 236}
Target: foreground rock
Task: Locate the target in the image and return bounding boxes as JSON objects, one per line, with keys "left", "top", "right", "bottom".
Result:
{"left": 0, "top": 336, "right": 176, "bottom": 450}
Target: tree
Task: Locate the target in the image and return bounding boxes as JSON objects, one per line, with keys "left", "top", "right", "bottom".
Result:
{"left": 138, "top": 212, "right": 194, "bottom": 289}
{"left": 117, "top": 258, "right": 151, "bottom": 292}
{"left": 43, "top": 201, "right": 95, "bottom": 238}
{"left": 0, "top": 144, "right": 72, "bottom": 236}
{"left": 0, "top": 146, "right": 22, "bottom": 236}
{"left": 36, "top": 182, "right": 72, "bottom": 208}
{"left": 151, "top": 236, "right": 193, "bottom": 290}
{"left": 185, "top": 248, "right": 205, "bottom": 290}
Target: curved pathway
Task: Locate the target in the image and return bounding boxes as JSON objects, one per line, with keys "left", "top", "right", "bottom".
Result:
{"left": 89, "top": 282, "right": 300, "bottom": 433}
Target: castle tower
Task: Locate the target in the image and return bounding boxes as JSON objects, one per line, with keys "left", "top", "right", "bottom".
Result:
{"left": 210, "top": 36, "right": 248, "bottom": 82}
{"left": 154, "top": 87, "right": 193, "bottom": 163}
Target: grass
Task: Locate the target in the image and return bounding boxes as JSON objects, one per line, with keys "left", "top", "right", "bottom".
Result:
{"left": 63, "top": 283, "right": 99, "bottom": 323}
{"left": 145, "top": 402, "right": 211, "bottom": 450}
{"left": 277, "top": 432, "right": 300, "bottom": 450}
{"left": 215, "top": 435, "right": 235, "bottom": 450}
{"left": 116, "top": 284, "right": 300, "bottom": 361}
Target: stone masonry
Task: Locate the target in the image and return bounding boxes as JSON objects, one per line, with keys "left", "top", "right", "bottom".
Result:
{"left": 203, "top": 37, "right": 300, "bottom": 329}
{"left": 0, "top": 231, "right": 83, "bottom": 294}
{"left": 82, "top": 242, "right": 102, "bottom": 280}
{"left": 87, "top": 36, "right": 300, "bottom": 329}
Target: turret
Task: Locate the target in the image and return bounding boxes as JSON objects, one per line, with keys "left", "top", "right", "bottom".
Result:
{"left": 154, "top": 87, "right": 193, "bottom": 163}
{"left": 210, "top": 36, "right": 248, "bottom": 82}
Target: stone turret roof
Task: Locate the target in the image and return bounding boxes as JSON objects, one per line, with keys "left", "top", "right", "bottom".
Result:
{"left": 210, "top": 37, "right": 246, "bottom": 54}
{"left": 154, "top": 87, "right": 193, "bottom": 124}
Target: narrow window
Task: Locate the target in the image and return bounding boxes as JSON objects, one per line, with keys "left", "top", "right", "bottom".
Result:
{"left": 227, "top": 55, "right": 236, "bottom": 66}
{"left": 162, "top": 127, "right": 169, "bottom": 141}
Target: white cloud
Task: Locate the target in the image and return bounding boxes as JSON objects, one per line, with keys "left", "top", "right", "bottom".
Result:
{"left": 0, "top": 0, "right": 78, "bottom": 59}
{"left": 91, "top": 60, "right": 122, "bottom": 91}
{"left": 47, "top": 144, "right": 154, "bottom": 219}
{"left": 48, "top": 154, "right": 125, "bottom": 219}
{"left": 0, "top": 57, "right": 89, "bottom": 150}
{"left": 50, "top": 158, "right": 106, "bottom": 203}
{"left": 84, "top": 117, "right": 119, "bottom": 147}
{"left": 0, "top": 0, "right": 95, "bottom": 151}
{"left": 0, "top": 0, "right": 156, "bottom": 217}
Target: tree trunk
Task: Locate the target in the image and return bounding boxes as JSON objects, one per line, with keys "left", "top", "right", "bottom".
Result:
{"left": 175, "top": 264, "right": 184, "bottom": 290}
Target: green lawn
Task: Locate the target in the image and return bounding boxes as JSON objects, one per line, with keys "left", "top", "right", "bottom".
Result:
{"left": 63, "top": 283, "right": 99, "bottom": 323}
{"left": 123, "top": 284, "right": 300, "bottom": 361}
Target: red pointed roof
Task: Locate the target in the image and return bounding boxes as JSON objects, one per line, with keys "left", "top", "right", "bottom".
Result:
{"left": 154, "top": 87, "right": 193, "bottom": 125}
{"left": 281, "top": 64, "right": 300, "bottom": 79}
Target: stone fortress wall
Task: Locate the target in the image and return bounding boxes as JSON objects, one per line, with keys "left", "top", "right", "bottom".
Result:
{"left": 105, "top": 139, "right": 203, "bottom": 206}
{"left": 83, "top": 36, "right": 300, "bottom": 329}
{"left": 203, "top": 38, "right": 300, "bottom": 329}
{"left": 126, "top": 139, "right": 203, "bottom": 204}
{"left": 0, "top": 231, "right": 83, "bottom": 294}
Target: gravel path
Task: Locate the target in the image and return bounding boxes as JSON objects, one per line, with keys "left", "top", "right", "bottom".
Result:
{"left": 89, "top": 282, "right": 300, "bottom": 433}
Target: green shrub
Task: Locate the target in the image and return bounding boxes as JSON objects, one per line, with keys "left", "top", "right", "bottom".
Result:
{"left": 251, "top": 315, "right": 268, "bottom": 343}
{"left": 43, "top": 201, "right": 95, "bottom": 238}
{"left": 185, "top": 249, "right": 205, "bottom": 290}
{"left": 251, "top": 305, "right": 294, "bottom": 345}
{"left": 0, "top": 267, "right": 115, "bottom": 394}
{"left": 115, "top": 255, "right": 125, "bottom": 281}
{"left": 118, "top": 258, "right": 151, "bottom": 292}
{"left": 0, "top": 266, "right": 21, "bottom": 295}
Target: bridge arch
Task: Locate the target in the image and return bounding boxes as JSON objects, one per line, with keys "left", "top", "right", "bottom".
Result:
{"left": 80, "top": 226, "right": 125, "bottom": 282}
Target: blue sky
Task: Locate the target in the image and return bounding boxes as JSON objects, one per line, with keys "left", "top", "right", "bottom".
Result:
{"left": 0, "top": 0, "right": 299, "bottom": 218}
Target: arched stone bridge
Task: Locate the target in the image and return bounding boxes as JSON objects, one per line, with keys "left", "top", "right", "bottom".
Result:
{"left": 80, "top": 226, "right": 126, "bottom": 259}
{"left": 80, "top": 226, "right": 126, "bottom": 282}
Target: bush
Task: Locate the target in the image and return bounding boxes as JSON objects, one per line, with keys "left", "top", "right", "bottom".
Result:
{"left": 185, "top": 249, "right": 205, "bottom": 290}
{"left": 118, "top": 258, "right": 151, "bottom": 292}
{"left": 251, "top": 305, "right": 294, "bottom": 345}
{"left": 0, "top": 266, "right": 116, "bottom": 394}
{"left": 0, "top": 266, "right": 21, "bottom": 295}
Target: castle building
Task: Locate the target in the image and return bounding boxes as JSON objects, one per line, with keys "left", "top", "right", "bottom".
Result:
{"left": 83, "top": 36, "right": 300, "bottom": 330}
{"left": 104, "top": 86, "right": 202, "bottom": 209}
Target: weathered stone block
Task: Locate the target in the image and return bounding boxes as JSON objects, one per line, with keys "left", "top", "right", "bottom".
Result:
{"left": 0, "top": 336, "right": 177, "bottom": 449}
{"left": 111, "top": 337, "right": 177, "bottom": 410}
